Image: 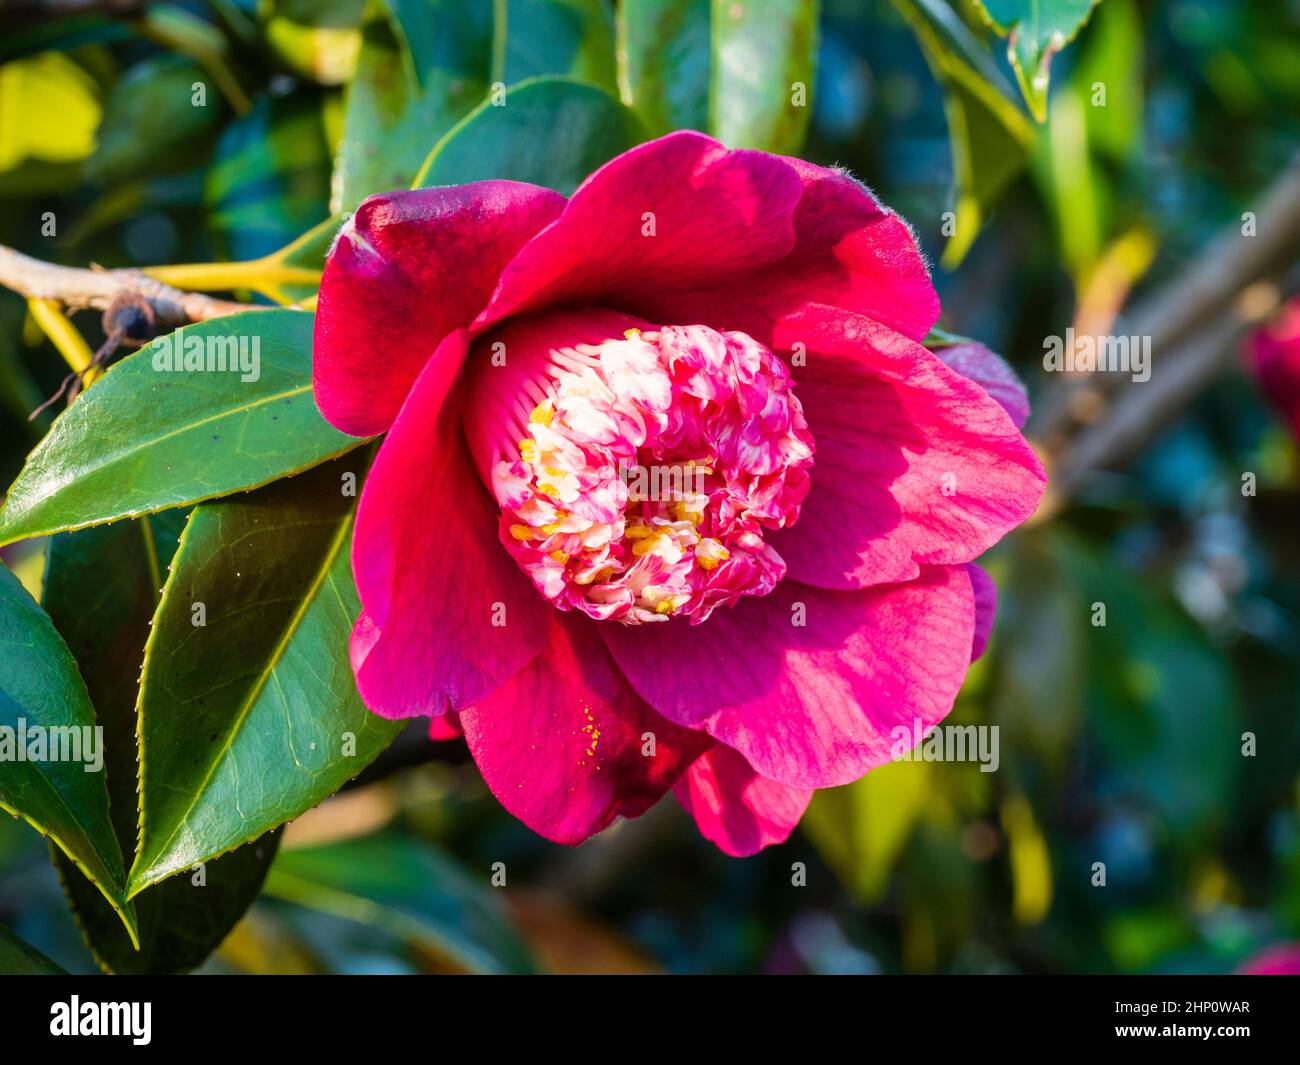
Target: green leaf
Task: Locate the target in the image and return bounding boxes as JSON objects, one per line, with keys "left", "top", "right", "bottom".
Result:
{"left": 43, "top": 515, "right": 281, "bottom": 974}
{"left": 413, "top": 75, "right": 644, "bottom": 194}
{"left": 264, "top": 833, "right": 535, "bottom": 974}
{"left": 0, "top": 564, "right": 136, "bottom": 945}
{"left": 616, "top": 0, "right": 710, "bottom": 137}
{"left": 334, "top": 0, "right": 492, "bottom": 212}
{"left": 335, "top": 0, "right": 617, "bottom": 210}
{"left": 893, "top": 0, "right": 1034, "bottom": 266}
{"left": 85, "top": 55, "right": 226, "bottom": 184}
{"left": 503, "top": 0, "right": 617, "bottom": 90}
{"left": 0, "top": 920, "right": 66, "bottom": 975}
{"left": 128, "top": 457, "right": 403, "bottom": 896}
{"left": 0, "top": 310, "right": 362, "bottom": 548}
{"left": 708, "top": 0, "right": 818, "bottom": 154}
{"left": 972, "top": 0, "right": 1103, "bottom": 121}
{"left": 617, "top": 0, "right": 817, "bottom": 153}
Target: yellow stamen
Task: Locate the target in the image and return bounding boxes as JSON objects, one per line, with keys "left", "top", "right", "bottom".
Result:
{"left": 519, "top": 439, "right": 538, "bottom": 463}
{"left": 530, "top": 400, "right": 554, "bottom": 426}
{"left": 654, "top": 599, "right": 675, "bottom": 615}
{"left": 631, "top": 534, "right": 663, "bottom": 556}
{"left": 509, "top": 524, "right": 534, "bottom": 541}
{"left": 549, "top": 550, "right": 570, "bottom": 563}
{"left": 623, "top": 328, "right": 641, "bottom": 340}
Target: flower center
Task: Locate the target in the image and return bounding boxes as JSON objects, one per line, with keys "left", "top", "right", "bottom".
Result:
{"left": 465, "top": 310, "right": 814, "bottom": 624}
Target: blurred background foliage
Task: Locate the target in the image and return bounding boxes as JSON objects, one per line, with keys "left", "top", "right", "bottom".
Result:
{"left": 1, "top": 0, "right": 1298, "bottom": 974}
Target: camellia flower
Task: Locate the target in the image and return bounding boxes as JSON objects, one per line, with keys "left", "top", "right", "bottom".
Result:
{"left": 1246, "top": 296, "right": 1300, "bottom": 439}
{"left": 313, "top": 131, "right": 1046, "bottom": 856}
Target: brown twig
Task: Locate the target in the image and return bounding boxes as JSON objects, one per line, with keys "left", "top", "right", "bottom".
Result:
{"left": 1030, "top": 155, "right": 1300, "bottom": 509}
{"left": 0, "top": 244, "right": 261, "bottom": 333}
{"left": 1031, "top": 154, "right": 1300, "bottom": 457}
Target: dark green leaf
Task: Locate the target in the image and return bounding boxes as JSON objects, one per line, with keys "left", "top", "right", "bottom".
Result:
{"left": 264, "top": 833, "right": 534, "bottom": 974}
{"left": 414, "top": 75, "right": 644, "bottom": 194}
{"left": 0, "top": 310, "right": 362, "bottom": 547}
{"left": 893, "top": 0, "right": 1034, "bottom": 266}
{"left": 128, "top": 458, "right": 402, "bottom": 895}
{"left": 0, "top": 564, "right": 135, "bottom": 944}
{"left": 85, "top": 56, "right": 226, "bottom": 184}
{"left": 616, "top": 0, "right": 710, "bottom": 136}
{"left": 503, "top": 0, "right": 617, "bottom": 90}
{"left": 334, "top": 0, "right": 492, "bottom": 211}
{"left": 972, "top": 0, "right": 1103, "bottom": 121}
{"left": 43, "top": 514, "right": 280, "bottom": 974}
{"left": 0, "top": 920, "right": 66, "bottom": 975}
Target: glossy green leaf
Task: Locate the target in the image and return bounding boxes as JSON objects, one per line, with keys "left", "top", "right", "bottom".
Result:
{"left": 334, "top": 0, "right": 492, "bottom": 212}
{"left": 414, "top": 75, "right": 644, "bottom": 194}
{"left": 616, "top": 0, "right": 710, "bottom": 136}
{"left": 893, "top": 0, "right": 1034, "bottom": 266}
{"left": 264, "top": 833, "right": 535, "bottom": 974}
{"left": 0, "top": 564, "right": 136, "bottom": 944}
{"left": 709, "top": 0, "right": 818, "bottom": 153}
{"left": 972, "top": 0, "right": 1103, "bottom": 121}
{"left": 0, "top": 920, "right": 66, "bottom": 975}
{"left": 128, "top": 458, "right": 402, "bottom": 896}
{"left": 617, "top": 0, "right": 816, "bottom": 153}
{"left": 0, "top": 310, "right": 362, "bottom": 548}
{"left": 503, "top": 0, "right": 617, "bottom": 90}
{"left": 336, "top": 0, "right": 617, "bottom": 209}
{"left": 43, "top": 514, "right": 281, "bottom": 974}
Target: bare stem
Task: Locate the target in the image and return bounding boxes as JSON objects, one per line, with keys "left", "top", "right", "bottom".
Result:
{"left": 0, "top": 244, "right": 263, "bottom": 333}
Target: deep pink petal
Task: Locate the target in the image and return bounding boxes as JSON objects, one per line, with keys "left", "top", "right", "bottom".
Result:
{"left": 461, "top": 612, "right": 710, "bottom": 845}
{"left": 350, "top": 330, "right": 549, "bottom": 718}
{"left": 314, "top": 181, "right": 566, "bottom": 436}
{"left": 1246, "top": 297, "right": 1300, "bottom": 439}
{"left": 428, "top": 713, "right": 462, "bottom": 741}
{"left": 769, "top": 309, "right": 1046, "bottom": 590}
{"left": 473, "top": 130, "right": 804, "bottom": 330}
{"left": 967, "top": 563, "right": 997, "bottom": 661}
{"left": 933, "top": 340, "right": 1031, "bottom": 429}
{"left": 634, "top": 156, "right": 939, "bottom": 344}
{"left": 601, "top": 566, "right": 976, "bottom": 791}
{"left": 674, "top": 746, "right": 812, "bottom": 857}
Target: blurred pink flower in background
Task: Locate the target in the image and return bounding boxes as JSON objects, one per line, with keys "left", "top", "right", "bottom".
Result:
{"left": 1237, "top": 942, "right": 1300, "bottom": 975}
{"left": 1246, "top": 296, "right": 1300, "bottom": 439}
{"left": 313, "top": 131, "right": 1045, "bottom": 855}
